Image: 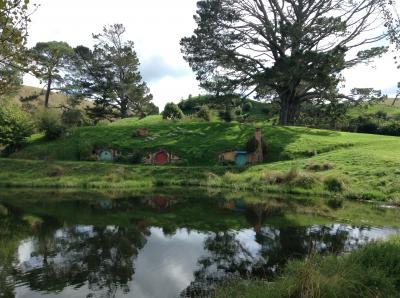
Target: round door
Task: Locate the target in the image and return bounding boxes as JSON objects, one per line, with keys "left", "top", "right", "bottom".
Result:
{"left": 235, "top": 153, "right": 247, "bottom": 167}
{"left": 100, "top": 150, "right": 113, "bottom": 161}
{"left": 154, "top": 151, "right": 168, "bottom": 165}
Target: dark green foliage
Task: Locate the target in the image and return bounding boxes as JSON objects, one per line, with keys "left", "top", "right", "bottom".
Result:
{"left": 242, "top": 102, "right": 252, "bottom": 113}
{"left": 181, "top": 0, "right": 391, "bottom": 125}
{"left": 61, "top": 108, "right": 90, "bottom": 127}
{"left": 219, "top": 110, "right": 234, "bottom": 122}
{"left": 37, "top": 110, "right": 65, "bottom": 140}
{"left": 116, "top": 152, "right": 143, "bottom": 164}
{"left": 70, "top": 24, "right": 154, "bottom": 121}
{"left": 29, "top": 41, "right": 74, "bottom": 108}
{"left": 162, "top": 103, "right": 184, "bottom": 120}
{"left": 305, "top": 161, "right": 335, "bottom": 171}
{"left": 0, "top": 0, "right": 31, "bottom": 96}
{"left": 324, "top": 176, "right": 345, "bottom": 192}
{"left": 78, "top": 141, "right": 94, "bottom": 161}
{"left": 245, "top": 136, "right": 267, "bottom": 154}
{"left": 197, "top": 105, "right": 211, "bottom": 121}
{"left": 0, "top": 102, "right": 34, "bottom": 150}
{"left": 326, "top": 197, "right": 344, "bottom": 209}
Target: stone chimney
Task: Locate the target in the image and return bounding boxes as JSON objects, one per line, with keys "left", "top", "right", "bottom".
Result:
{"left": 254, "top": 127, "right": 263, "bottom": 163}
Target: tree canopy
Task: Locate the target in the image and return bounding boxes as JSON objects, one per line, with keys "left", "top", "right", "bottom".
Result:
{"left": 0, "top": 0, "right": 33, "bottom": 96}
{"left": 70, "top": 24, "right": 154, "bottom": 121}
{"left": 29, "top": 41, "right": 74, "bottom": 107}
{"left": 181, "top": 0, "right": 398, "bottom": 125}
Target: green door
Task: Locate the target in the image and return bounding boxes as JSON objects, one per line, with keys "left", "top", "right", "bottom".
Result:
{"left": 235, "top": 152, "right": 247, "bottom": 167}
{"left": 100, "top": 150, "right": 113, "bottom": 161}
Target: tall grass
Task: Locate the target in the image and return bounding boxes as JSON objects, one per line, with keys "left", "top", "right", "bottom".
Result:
{"left": 214, "top": 237, "right": 400, "bottom": 298}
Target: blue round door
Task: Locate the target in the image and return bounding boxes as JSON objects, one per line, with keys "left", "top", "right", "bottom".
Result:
{"left": 235, "top": 153, "right": 247, "bottom": 167}
{"left": 100, "top": 150, "right": 113, "bottom": 161}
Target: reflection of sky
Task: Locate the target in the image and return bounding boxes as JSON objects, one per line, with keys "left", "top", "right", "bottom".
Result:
{"left": 129, "top": 228, "right": 207, "bottom": 298}
{"left": 11, "top": 224, "right": 400, "bottom": 298}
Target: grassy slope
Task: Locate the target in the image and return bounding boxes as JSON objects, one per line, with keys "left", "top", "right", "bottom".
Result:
{"left": 11, "top": 85, "right": 90, "bottom": 109}
{"left": 348, "top": 98, "right": 400, "bottom": 118}
{"left": 3, "top": 115, "right": 400, "bottom": 201}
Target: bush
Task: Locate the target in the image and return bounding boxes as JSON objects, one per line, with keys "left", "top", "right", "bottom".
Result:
{"left": 245, "top": 136, "right": 267, "bottom": 154}
{"left": 242, "top": 101, "right": 252, "bottom": 113}
{"left": 116, "top": 152, "right": 143, "bottom": 164}
{"left": 37, "top": 109, "right": 65, "bottom": 140}
{"left": 324, "top": 176, "right": 346, "bottom": 192}
{"left": 0, "top": 102, "right": 34, "bottom": 151}
{"left": 78, "top": 141, "right": 94, "bottom": 161}
{"left": 61, "top": 108, "right": 90, "bottom": 127}
{"left": 378, "top": 122, "right": 400, "bottom": 136}
{"left": 219, "top": 110, "right": 234, "bottom": 122}
{"left": 197, "top": 105, "right": 211, "bottom": 121}
{"left": 305, "top": 161, "right": 335, "bottom": 171}
{"left": 162, "top": 103, "right": 184, "bottom": 120}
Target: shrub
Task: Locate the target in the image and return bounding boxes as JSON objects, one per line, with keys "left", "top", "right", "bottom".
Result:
{"left": 78, "top": 141, "right": 94, "bottom": 161}
{"left": 116, "top": 152, "right": 143, "bottom": 164}
{"left": 61, "top": 108, "right": 90, "bottom": 127}
{"left": 162, "top": 103, "right": 184, "bottom": 120}
{"left": 378, "top": 122, "right": 400, "bottom": 136}
{"left": 326, "top": 197, "right": 344, "bottom": 209}
{"left": 245, "top": 135, "right": 267, "bottom": 155}
{"left": 324, "top": 176, "right": 346, "bottom": 192}
{"left": 0, "top": 102, "right": 34, "bottom": 151}
{"left": 197, "top": 105, "right": 211, "bottom": 121}
{"left": 289, "top": 172, "right": 320, "bottom": 189}
{"left": 46, "top": 164, "right": 64, "bottom": 177}
{"left": 242, "top": 101, "right": 252, "bottom": 113}
{"left": 37, "top": 109, "right": 65, "bottom": 140}
{"left": 219, "top": 110, "right": 234, "bottom": 122}
{"left": 305, "top": 161, "right": 335, "bottom": 171}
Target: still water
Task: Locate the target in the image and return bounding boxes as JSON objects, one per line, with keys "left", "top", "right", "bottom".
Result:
{"left": 0, "top": 190, "right": 399, "bottom": 298}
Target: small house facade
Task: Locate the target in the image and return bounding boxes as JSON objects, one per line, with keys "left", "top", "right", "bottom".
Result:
{"left": 142, "top": 149, "right": 181, "bottom": 165}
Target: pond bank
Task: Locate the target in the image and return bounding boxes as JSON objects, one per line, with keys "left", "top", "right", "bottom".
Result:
{"left": 214, "top": 236, "right": 400, "bottom": 298}
{"left": 1, "top": 158, "right": 399, "bottom": 204}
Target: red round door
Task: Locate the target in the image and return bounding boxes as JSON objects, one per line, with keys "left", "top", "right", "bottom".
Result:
{"left": 154, "top": 151, "right": 168, "bottom": 165}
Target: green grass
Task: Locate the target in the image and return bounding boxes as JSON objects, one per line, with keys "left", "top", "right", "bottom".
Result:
{"left": 3, "top": 115, "right": 400, "bottom": 201}
{"left": 214, "top": 236, "right": 400, "bottom": 298}
{"left": 348, "top": 99, "right": 400, "bottom": 118}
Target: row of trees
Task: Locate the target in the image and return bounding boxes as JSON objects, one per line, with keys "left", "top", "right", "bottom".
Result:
{"left": 1, "top": 1, "right": 157, "bottom": 122}
{"left": 27, "top": 24, "right": 157, "bottom": 121}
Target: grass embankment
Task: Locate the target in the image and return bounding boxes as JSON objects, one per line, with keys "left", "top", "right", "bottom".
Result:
{"left": 3, "top": 116, "right": 400, "bottom": 201}
{"left": 214, "top": 236, "right": 400, "bottom": 298}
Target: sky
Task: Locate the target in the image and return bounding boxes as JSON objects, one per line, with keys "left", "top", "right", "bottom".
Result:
{"left": 24, "top": 0, "right": 400, "bottom": 109}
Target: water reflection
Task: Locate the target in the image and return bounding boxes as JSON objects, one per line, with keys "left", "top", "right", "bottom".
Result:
{"left": 0, "top": 194, "right": 399, "bottom": 298}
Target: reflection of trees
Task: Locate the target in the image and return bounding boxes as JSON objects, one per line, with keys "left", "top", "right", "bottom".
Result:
{"left": 182, "top": 230, "right": 256, "bottom": 297}
{"left": 0, "top": 209, "right": 31, "bottom": 298}
{"left": 16, "top": 224, "right": 149, "bottom": 298}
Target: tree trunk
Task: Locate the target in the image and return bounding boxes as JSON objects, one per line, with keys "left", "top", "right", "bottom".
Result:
{"left": 44, "top": 76, "right": 52, "bottom": 108}
{"left": 279, "top": 93, "right": 299, "bottom": 126}
{"left": 120, "top": 97, "right": 128, "bottom": 118}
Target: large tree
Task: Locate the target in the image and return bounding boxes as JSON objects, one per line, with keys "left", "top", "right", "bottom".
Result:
{"left": 29, "top": 41, "right": 74, "bottom": 108}
{"left": 181, "top": 0, "right": 397, "bottom": 125}
{"left": 71, "top": 24, "right": 154, "bottom": 121}
{"left": 0, "top": 0, "right": 33, "bottom": 96}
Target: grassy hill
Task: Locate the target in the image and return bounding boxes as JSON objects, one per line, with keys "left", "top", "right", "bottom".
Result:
{"left": 348, "top": 99, "right": 400, "bottom": 118}
{"left": 11, "top": 85, "right": 90, "bottom": 110}
{"left": 11, "top": 115, "right": 363, "bottom": 164}
{"left": 2, "top": 115, "right": 400, "bottom": 202}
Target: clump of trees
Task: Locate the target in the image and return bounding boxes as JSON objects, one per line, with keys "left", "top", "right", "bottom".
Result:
{"left": 181, "top": 0, "right": 399, "bottom": 125}
{"left": 162, "top": 103, "right": 184, "bottom": 120}
{"left": 69, "top": 24, "right": 155, "bottom": 121}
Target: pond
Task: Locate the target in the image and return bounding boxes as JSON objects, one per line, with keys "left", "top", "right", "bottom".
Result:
{"left": 0, "top": 189, "right": 399, "bottom": 298}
